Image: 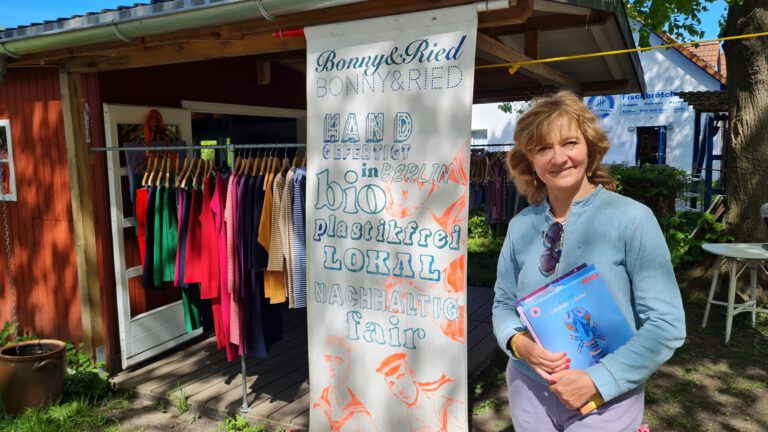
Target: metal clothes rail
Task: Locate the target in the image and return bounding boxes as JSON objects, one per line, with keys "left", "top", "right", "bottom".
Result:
{"left": 471, "top": 143, "right": 514, "bottom": 149}
{"left": 89, "top": 143, "right": 307, "bottom": 152}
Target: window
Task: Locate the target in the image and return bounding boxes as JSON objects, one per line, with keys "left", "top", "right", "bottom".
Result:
{"left": 0, "top": 120, "right": 17, "bottom": 201}
{"left": 471, "top": 129, "right": 488, "bottom": 146}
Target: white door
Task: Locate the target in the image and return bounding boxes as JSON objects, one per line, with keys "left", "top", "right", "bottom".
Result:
{"left": 103, "top": 104, "right": 202, "bottom": 369}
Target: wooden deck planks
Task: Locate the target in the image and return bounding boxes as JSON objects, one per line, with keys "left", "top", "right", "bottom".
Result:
{"left": 115, "top": 287, "right": 500, "bottom": 430}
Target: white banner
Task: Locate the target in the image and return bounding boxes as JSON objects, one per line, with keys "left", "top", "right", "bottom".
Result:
{"left": 306, "top": 5, "right": 476, "bottom": 431}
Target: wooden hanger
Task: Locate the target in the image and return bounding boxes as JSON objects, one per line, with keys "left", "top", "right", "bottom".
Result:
{"left": 258, "top": 150, "right": 269, "bottom": 176}
{"left": 152, "top": 155, "right": 165, "bottom": 188}
{"left": 175, "top": 156, "right": 190, "bottom": 188}
{"left": 180, "top": 156, "right": 195, "bottom": 189}
{"left": 147, "top": 154, "right": 162, "bottom": 187}
{"left": 191, "top": 158, "right": 203, "bottom": 189}
{"left": 243, "top": 153, "right": 253, "bottom": 176}
{"left": 301, "top": 150, "right": 307, "bottom": 168}
{"left": 164, "top": 153, "right": 173, "bottom": 188}
{"left": 233, "top": 154, "right": 242, "bottom": 175}
{"left": 280, "top": 152, "right": 290, "bottom": 175}
{"left": 291, "top": 149, "right": 299, "bottom": 168}
{"left": 251, "top": 150, "right": 261, "bottom": 177}
{"left": 141, "top": 153, "right": 155, "bottom": 187}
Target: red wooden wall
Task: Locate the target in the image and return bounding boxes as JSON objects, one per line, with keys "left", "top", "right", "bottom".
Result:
{"left": 0, "top": 68, "right": 81, "bottom": 342}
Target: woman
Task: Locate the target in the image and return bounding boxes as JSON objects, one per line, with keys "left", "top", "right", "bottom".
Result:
{"left": 492, "top": 90, "right": 686, "bottom": 431}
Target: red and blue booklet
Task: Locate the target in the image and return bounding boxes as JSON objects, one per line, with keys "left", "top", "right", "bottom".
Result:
{"left": 516, "top": 264, "right": 634, "bottom": 371}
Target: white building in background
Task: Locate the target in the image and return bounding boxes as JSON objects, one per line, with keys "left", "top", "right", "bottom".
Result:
{"left": 471, "top": 29, "right": 726, "bottom": 174}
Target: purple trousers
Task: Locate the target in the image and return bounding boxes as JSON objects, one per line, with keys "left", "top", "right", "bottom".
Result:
{"left": 506, "top": 360, "right": 644, "bottom": 431}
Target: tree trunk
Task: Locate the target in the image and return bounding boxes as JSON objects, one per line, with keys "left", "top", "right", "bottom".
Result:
{"left": 723, "top": 1, "right": 768, "bottom": 242}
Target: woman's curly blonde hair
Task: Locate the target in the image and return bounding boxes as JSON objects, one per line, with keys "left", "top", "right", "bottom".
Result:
{"left": 506, "top": 90, "right": 616, "bottom": 204}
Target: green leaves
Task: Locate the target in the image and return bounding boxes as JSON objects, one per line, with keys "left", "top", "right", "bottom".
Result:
{"left": 659, "top": 211, "right": 733, "bottom": 269}
{"left": 625, "top": 0, "right": 720, "bottom": 46}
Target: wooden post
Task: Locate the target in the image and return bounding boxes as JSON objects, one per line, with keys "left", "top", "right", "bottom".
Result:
{"left": 60, "top": 70, "right": 103, "bottom": 356}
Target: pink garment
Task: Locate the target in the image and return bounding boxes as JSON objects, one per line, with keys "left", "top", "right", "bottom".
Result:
{"left": 211, "top": 173, "right": 235, "bottom": 360}
{"left": 224, "top": 174, "right": 241, "bottom": 348}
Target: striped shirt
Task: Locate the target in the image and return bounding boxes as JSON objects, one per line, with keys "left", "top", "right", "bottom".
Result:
{"left": 292, "top": 167, "right": 307, "bottom": 308}
{"left": 281, "top": 168, "right": 296, "bottom": 307}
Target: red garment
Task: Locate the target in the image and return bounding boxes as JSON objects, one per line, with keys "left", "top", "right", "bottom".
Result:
{"left": 183, "top": 188, "right": 203, "bottom": 283}
{"left": 135, "top": 188, "right": 149, "bottom": 264}
{"left": 199, "top": 177, "right": 220, "bottom": 299}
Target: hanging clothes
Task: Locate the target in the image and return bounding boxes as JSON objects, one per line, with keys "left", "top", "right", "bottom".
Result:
{"left": 160, "top": 186, "right": 178, "bottom": 283}
{"left": 245, "top": 172, "right": 269, "bottom": 358}
{"left": 292, "top": 167, "right": 307, "bottom": 308}
{"left": 135, "top": 187, "right": 149, "bottom": 265}
{"left": 142, "top": 186, "right": 157, "bottom": 289}
{"left": 225, "top": 173, "right": 241, "bottom": 351}
{"left": 212, "top": 171, "right": 236, "bottom": 360}
{"left": 199, "top": 175, "right": 223, "bottom": 344}
{"left": 174, "top": 189, "right": 192, "bottom": 288}
{"left": 200, "top": 175, "right": 220, "bottom": 298}
{"left": 281, "top": 167, "right": 297, "bottom": 308}
{"left": 266, "top": 170, "right": 287, "bottom": 301}
{"left": 260, "top": 169, "right": 286, "bottom": 304}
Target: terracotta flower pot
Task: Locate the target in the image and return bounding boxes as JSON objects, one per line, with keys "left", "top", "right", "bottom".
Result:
{"left": 0, "top": 339, "right": 66, "bottom": 414}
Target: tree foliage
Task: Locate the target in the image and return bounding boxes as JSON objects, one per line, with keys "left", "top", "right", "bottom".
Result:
{"left": 624, "top": 0, "right": 726, "bottom": 46}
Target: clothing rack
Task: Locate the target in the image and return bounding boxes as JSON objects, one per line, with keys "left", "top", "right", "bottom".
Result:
{"left": 94, "top": 141, "right": 306, "bottom": 413}
{"left": 89, "top": 143, "right": 307, "bottom": 152}
{"left": 470, "top": 143, "right": 514, "bottom": 149}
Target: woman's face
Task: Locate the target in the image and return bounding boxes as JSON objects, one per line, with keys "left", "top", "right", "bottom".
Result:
{"left": 530, "top": 115, "right": 591, "bottom": 197}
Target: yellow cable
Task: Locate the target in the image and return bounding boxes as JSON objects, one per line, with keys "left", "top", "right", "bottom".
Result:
{"left": 476, "top": 31, "right": 768, "bottom": 75}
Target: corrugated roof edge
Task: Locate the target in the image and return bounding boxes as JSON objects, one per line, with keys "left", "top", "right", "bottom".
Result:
{"left": 0, "top": 0, "right": 230, "bottom": 41}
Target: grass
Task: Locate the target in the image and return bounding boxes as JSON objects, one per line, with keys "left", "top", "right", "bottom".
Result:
{"left": 468, "top": 237, "right": 503, "bottom": 287}
{"left": 639, "top": 269, "right": 768, "bottom": 432}
{"left": 170, "top": 385, "right": 190, "bottom": 414}
{"left": 0, "top": 396, "right": 128, "bottom": 432}
{"left": 217, "top": 414, "right": 265, "bottom": 432}
{"left": 472, "top": 398, "right": 498, "bottom": 416}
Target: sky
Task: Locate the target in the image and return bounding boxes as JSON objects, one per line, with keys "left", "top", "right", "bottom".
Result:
{"left": 0, "top": 0, "right": 729, "bottom": 39}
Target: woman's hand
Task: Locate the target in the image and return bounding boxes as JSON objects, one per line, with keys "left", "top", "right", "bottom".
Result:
{"left": 512, "top": 333, "right": 570, "bottom": 381}
{"left": 548, "top": 370, "right": 598, "bottom": 410}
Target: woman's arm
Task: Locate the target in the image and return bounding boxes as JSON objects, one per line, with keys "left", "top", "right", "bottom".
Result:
{"left": 586, "top": 205, "right": 686, "bottom": 402}
{"left": 492, "top": 226, "right": 525, "bottom": 357}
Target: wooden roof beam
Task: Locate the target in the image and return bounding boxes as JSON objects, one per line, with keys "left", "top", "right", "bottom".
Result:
{"left": 476, "top": 32, "right": 581, "bottom": 92}
{"left": 63, "top": 30, "right": 306, "bottom": 72}
{"left": 483, "top": 11, "right": 611, "bottom": 37}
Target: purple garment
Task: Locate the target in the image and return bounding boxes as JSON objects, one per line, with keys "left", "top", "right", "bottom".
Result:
{"left": 505, "top": 361, "right": 644, "bottom": 431}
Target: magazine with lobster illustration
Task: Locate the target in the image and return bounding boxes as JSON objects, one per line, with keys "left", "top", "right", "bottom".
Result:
{"left": 516, "top": 264, "right": 634, "bottom": 370}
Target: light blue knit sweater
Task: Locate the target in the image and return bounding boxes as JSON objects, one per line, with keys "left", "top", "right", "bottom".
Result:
{"left": 492, "top": 185, "right": 686, "bottom": 402}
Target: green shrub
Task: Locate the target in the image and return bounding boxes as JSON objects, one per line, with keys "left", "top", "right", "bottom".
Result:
{"left": 611, "top": 164, "right": 687, "bottom": 217}
{"left": 0, "top": 322, "right": 38, "bottom": 348}
{"left": 217, "top": 415, "right": 264, "bottom": 432}
{"left": 659, "top": 212, "right": 733, "bottom": 269}
{"left": 64, "top": 342, "right": 114, "bottom": 401}
{"left": 468, "top": 214, "right": 493, "bottom": 240}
